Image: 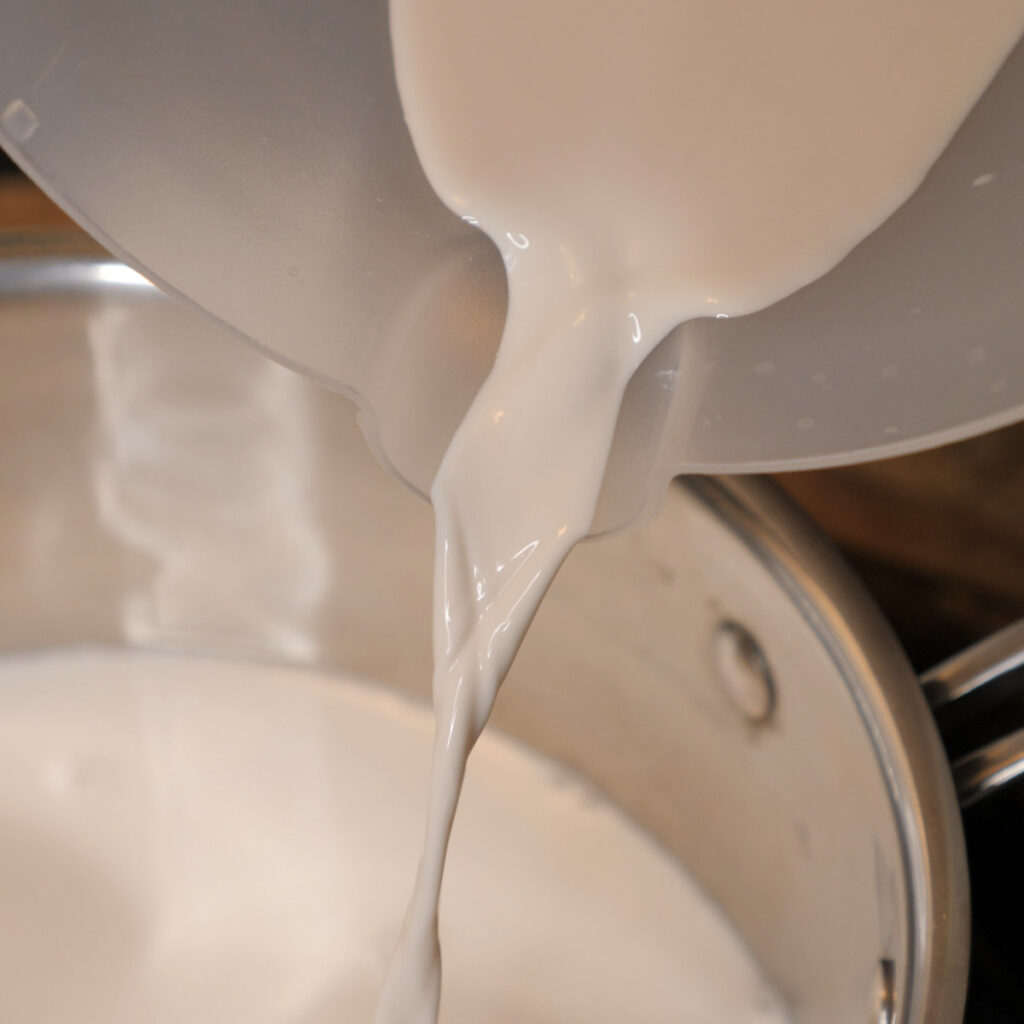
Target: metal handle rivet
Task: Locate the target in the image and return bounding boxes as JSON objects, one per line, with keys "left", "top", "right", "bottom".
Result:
{"left": 713, "top": 621, "right": 775, "bottom": 724}
{"left": 875, "top": 959, "right": 895, "bottom": 1024}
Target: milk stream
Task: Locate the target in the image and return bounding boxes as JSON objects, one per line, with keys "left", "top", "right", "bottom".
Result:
{"left": 0, "top": 649, "right": 791, "bottom": 1024}
{"left": 376, "top": 2, "right": 1024, "bottom": 1022}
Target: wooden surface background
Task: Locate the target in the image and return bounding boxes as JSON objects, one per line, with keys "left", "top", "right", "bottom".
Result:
{"left": 778, "top": 425, "right": 1024, "bottom": 669}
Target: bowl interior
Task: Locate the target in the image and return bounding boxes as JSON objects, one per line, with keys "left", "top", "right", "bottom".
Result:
{"left": 0, "top": 256, "right": 968, "bottom": 1023}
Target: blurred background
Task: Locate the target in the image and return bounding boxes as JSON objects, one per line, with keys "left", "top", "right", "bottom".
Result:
{"left": 0, "top": 159, "right": 1020, "bottom": 1020}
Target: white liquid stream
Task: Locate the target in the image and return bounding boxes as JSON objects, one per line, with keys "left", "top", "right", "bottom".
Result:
{"left": 0, "top": 649, "right": 789, "bottom": 1024}
{"left": 377, "top": 2, "right": 1024, "bottom": 1022}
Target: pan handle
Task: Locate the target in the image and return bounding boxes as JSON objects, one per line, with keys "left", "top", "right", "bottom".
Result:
{"left": 921, "top": 618, "right": 1024, "bottom": 808}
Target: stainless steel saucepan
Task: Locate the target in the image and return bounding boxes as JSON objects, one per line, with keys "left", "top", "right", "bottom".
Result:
{"left": 1, "top": 243, "right": 1021, "bottom": 1023}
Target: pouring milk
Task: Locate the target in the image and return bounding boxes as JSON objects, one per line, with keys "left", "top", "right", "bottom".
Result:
{"left": 374, "top": 2, "right": 1024, "bottom": 1022}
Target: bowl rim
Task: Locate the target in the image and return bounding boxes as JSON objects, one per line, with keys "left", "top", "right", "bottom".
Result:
{"left": 691, "top": 475, "right": 970, "bottom": 1024}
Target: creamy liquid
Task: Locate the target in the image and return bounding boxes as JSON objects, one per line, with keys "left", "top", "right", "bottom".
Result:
{"left": 0, "top": 648, "right": 790, "bottom": 1024}
{"left": 377, "top": 3, "right": 1024, "bottom": 1021}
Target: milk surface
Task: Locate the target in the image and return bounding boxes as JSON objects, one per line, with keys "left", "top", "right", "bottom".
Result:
{"left": 0, "top": 648, "right": 790, "bottom": 1024}
{"left": 378, "top": 2, "right": 1024, "bottom": 1021}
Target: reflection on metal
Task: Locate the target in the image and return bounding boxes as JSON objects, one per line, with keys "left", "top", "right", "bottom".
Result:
{"left": 875, "top": 958, "right": 896, "bottom": 1024}
{"left": 0, "top": 256, "right": 154, "bottom": 297}
{"left": 922, "top": 617, "right": 1024, "bottom": 708}
{"left": 88, "top": 298, "right": 330, "bottom": 660}
{"left": 922, "top": 617, "right": 1024, "bottom": 806}
{"left": 953, "top": 728, "right": 1024, "bottom": 808}
{"left": 689, "top": 478, "right": 968, "bottom": 1024}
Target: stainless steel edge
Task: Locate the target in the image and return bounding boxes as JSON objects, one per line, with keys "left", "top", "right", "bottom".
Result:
{"left": 922, "top": 617, "right": 1024, "bottom": 808}
{"left": 682, "top": 476, "right": 970, "bottom": 1024}
{"left": 0, "top": 236, "right": 153, "bottom": 297}
{"left": 922, "top": 618, "right": 1024, "bottom": 709}
{"left": 953, "top": 727, "right": 1024, "bottom": 808}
